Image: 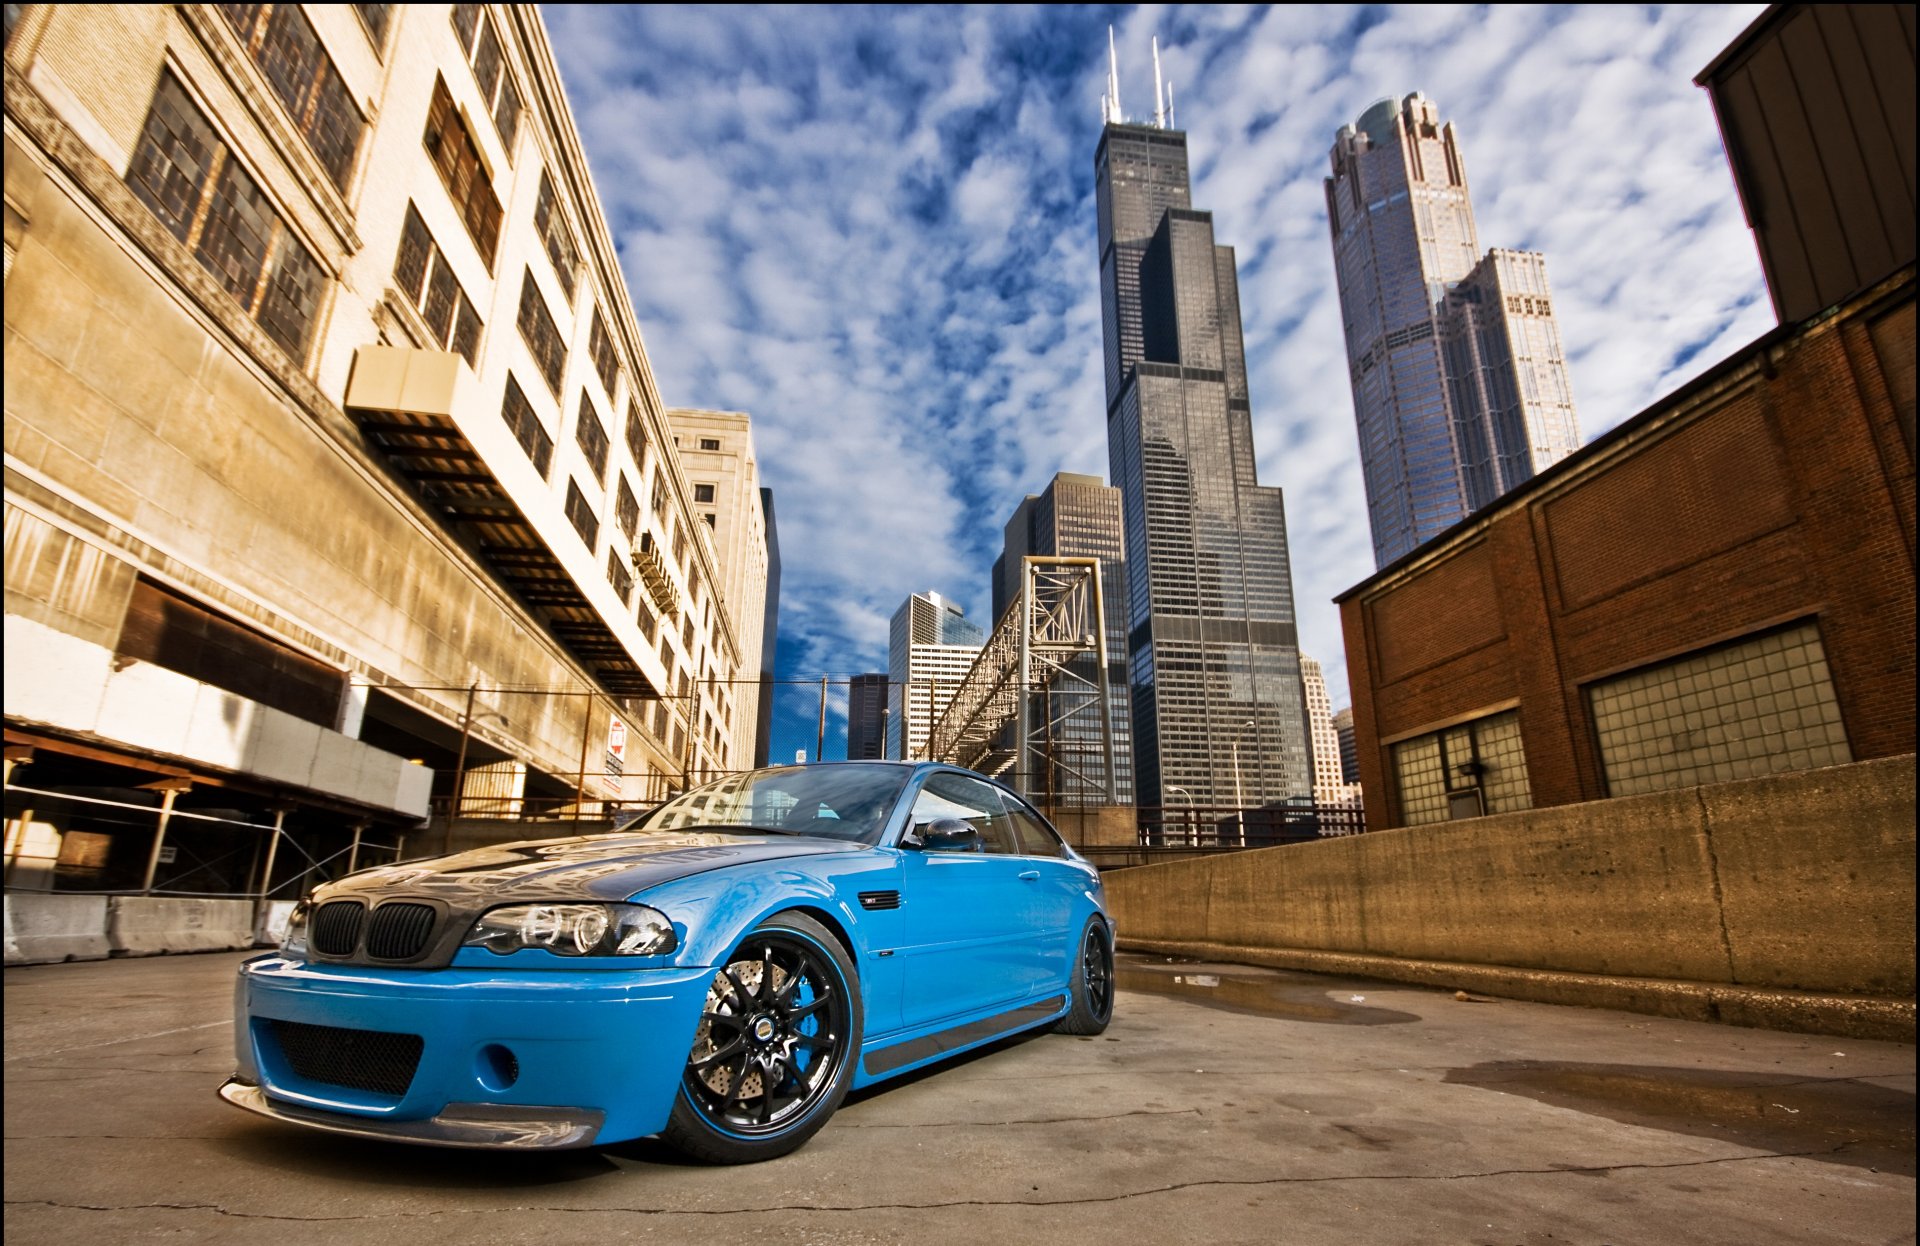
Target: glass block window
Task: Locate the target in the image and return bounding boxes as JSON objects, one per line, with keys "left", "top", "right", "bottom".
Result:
{"left": 515, "top": 269, "right": 566, "bottom": 393}
{"left": 218, "top": 5, "right": 364, "bottom": 189}
{"left": 588, "top": 309, "right": 620, "bottom": 396}
{"left": 392, "top": 205, "right": 481, "bottom": 365}
{"left": 532, "top": 171, "right": 579, "bottom": 302}
{"left": 575, "top": 394, "right": 609, "bottom": 483}
{"left": 1391, "top": 708, "right": 1530, "bottom": 827}
{"left": 1588, "top": 621, "right": 1851, "bottom": 798}
{"left": 563, "top": 479, "right": 599, "bottom": 550}
{"left": 615, "top": 476, "right": 640, "bottom": 540}
{"left": 606, "top": 549, "right": 633, "bottom": 605}
{"left": 126, "top": 70, "right": 325, "bottom": 361}
{"left": 624, "top": 402, "right": 647, "bottom": 468}
{"left": 422, "top": 76, "right": 502, "bottom": 265}
{"left": 500, "top": 374, "right": 552, "bottom": 478}
{"left": 450, "top": 4, "right": 521, "bottom": 153}
{"left": 352, "top": 4, "right": 391, "bottom": 45}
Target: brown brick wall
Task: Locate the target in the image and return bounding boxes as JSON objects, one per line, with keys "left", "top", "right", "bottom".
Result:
{"left": 1341, "top": 272, "right": 1915, "bottom": 830}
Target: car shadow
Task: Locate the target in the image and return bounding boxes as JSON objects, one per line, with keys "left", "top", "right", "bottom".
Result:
{"left": 215, "top": 1025, "right": 1065, "bottom": 1181}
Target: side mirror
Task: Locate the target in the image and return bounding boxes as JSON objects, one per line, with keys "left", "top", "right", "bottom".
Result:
{"left": 902, "top": 818, "right": 983, "bottom": 853}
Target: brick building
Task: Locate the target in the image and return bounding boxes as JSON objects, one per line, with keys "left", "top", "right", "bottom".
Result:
{"left": 1336, "top": 4, "right": 1914, "bottom": 832}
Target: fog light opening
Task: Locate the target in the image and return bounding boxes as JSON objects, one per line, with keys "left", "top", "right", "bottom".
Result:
{"left": 476, "top": 1044, "right": 519, "bottom": 1092}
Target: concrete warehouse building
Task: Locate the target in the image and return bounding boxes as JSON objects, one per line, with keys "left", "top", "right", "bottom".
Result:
{"left": 1, "top": 5, "right": 769, "bottom": 913}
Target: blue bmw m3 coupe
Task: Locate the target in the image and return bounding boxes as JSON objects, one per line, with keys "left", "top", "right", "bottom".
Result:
{"left": 220, "top": 761, "right": 1114, "bottom": 1163}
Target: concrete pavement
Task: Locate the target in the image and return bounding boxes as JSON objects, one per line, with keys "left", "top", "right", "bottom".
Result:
{"left": 4, "top": 950, "right": 1913, "bottom": 1244}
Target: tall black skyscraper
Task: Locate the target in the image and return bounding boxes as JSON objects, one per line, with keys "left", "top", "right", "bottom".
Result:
{"left": 845, "top": 673, "right": 889, "bottom": 760}
{"left": 1095, "top": 38, "right": 1313, "bottom": 807}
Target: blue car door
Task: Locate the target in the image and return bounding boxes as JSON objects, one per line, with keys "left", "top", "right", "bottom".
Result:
{"left": 999, "top": 793, "right": 1081, "bottom": 994}
{"left": 894, "top": 771, "right": 1030, "bottom": 1029}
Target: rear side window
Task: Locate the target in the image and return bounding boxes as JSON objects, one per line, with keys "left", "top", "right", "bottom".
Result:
{"left": 1004, "top": 800, "right": 1068, "bottom": 858}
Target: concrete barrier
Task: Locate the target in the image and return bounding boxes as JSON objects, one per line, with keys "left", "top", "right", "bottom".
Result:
{"left": 1105, "top": 755, "right": 1916, "bottom": 1040}
{"left": 3, "top": 893, "right": 111, "bottom": 965}
{"left": 106, "top": 897, "right": 255, "bottom": 956}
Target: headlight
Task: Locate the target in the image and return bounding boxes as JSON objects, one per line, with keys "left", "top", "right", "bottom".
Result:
{"left": 463, "top": 903, "right": 677, "bottom": 957}
{"left": 280, "top": 899, "right": 310, "bottom": 959}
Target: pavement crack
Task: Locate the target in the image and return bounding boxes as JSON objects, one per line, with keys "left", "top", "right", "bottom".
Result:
{"left": 841, "top": 1107, "right": 1202, "bottom": 1129}
{"left": 5, "top": 1148, "right": 1857, "bottom": 1221}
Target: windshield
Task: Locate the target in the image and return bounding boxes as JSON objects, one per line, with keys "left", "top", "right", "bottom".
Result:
{"left": 630, "top": 764, "right": 912, "bottom": 844}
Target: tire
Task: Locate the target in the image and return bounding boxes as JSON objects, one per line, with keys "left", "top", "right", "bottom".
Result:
{"left": 1054, "top": 916, "right": 1115, "bottom": 1035}
{"left": 661, "top": 911, "right": 862, "bottom": 1164}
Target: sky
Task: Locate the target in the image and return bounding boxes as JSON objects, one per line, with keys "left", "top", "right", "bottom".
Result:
{"left": 542, "top": 3, "right": 1774, "bottom": 769}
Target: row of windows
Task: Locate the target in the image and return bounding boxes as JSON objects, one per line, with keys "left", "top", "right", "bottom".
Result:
{"left": 423, "top": 75, "right": 502, "bottom": 266}
{"left": 217, "top": 4, "right": 362, "bottom": 190}
{"left": 394, "top": 204, "right": 481, "bottom": 364}
{"left": 449, "top": 4, "right": 522, "bottom": 155}
{"left": 126, "top": 70, "right": 325, "bottom": 360}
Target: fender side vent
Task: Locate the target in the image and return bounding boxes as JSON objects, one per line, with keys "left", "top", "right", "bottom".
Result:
{"left": 858, "top": 890, "right": 901, "bottom": 911}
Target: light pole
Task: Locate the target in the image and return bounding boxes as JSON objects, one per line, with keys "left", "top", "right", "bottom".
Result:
{"left": 1165, "top": 784, "right": 1195, "bottom": 847}
{"left": 1230, "top": 720, "right": 1254, "bottom": 846}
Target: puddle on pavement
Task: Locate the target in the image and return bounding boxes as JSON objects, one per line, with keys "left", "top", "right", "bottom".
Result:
{"left": 1114, "top": 964, "right": 1419, "bottom": 1026}
{"left": 1445, "top": 1061, "right": 1916, "bottom": 1176}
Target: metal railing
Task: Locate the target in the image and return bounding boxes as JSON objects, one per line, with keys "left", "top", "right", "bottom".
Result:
{"left": 1136, "top": 801, "right": 1367, "bottom": 848}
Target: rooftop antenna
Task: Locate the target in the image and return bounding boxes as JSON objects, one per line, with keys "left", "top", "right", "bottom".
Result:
{"left": 1167, "top": 79, "right": 1176, "bottom": 130}
{"left": 1152, "top": 37, "right": 1166, "bottom": 128}
{"left": 1104, "top": 25, "right": 1123, "bottom": 125}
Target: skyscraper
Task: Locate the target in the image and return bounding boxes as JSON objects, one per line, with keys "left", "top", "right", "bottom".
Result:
{"left": 845, "top": 673, "right": 890, "bottom": 760}
{"left": 994, "top": 473, "right": 1135, "bottom": 805}
{"left": 1095, "top": 39, "right": 1314, "bottom": 809}
{"left": 886, "top": 592, "right": 984, "bottom": 761}
{"left": 1300, "top": 657, "right": 1360, "bottom": 808}
{"left": 1327, "top": 93, "right": 1582, "bottom": 567}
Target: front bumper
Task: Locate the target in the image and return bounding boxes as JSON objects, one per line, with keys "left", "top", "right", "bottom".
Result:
{"left": 228, "top": 955, "right": 716, "bottom": 1147}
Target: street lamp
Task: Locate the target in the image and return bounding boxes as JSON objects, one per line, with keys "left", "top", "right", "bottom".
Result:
{"left": 1230, "top": 720, "right": 1255, "bottom": 846}
{"left": 1164, "top": 784, "right": 1195, "bottom": 847}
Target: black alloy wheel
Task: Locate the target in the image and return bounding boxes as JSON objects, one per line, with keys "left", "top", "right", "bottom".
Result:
{"left": 1055, "top": 916, "right": 1115, "bottom": 1035}
{"left": 663, "top": 912, "right": 861, "bottom": 1163}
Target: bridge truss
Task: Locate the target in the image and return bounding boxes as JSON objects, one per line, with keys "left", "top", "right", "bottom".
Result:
{"left": 926, "top": 557, "right": 1118, "bottom": 805}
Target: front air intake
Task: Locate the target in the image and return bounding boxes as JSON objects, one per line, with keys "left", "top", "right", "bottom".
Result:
{"left": 270, "top": 1020, "right": 423, "bottom": 1097}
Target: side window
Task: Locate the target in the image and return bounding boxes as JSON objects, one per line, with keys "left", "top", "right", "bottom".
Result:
{"left": 910, "top": 773, "right": 1017, "bottom": 855}
{"left": 1003, "top": 798, "right": 1068, "bottom": 858}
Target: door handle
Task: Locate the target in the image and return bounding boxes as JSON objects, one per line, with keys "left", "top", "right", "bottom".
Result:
{"left": 1018, "top": 870, "right": 1040, "bottom": 881}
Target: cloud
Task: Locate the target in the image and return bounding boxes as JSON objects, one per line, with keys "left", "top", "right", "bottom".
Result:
{"left": 544, "top": 3, "right": 1771, "bottom": 764}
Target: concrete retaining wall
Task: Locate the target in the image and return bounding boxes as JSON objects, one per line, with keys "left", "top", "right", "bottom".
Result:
{"left": 105, "top": 898, "right": 255, "bottom": 956}
{"left": 3, "top": 893, "right": 111, "bottom": 964}
{"left": 1105, "top": 755, "right": 1915, "bottom": 1038}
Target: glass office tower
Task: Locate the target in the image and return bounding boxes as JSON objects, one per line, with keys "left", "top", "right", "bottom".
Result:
{"left": 1327, "top": 93, "right": 1580, "bottom": 566}
{"left": 1095, "top": 116, "right": 1314, "bottom": 809}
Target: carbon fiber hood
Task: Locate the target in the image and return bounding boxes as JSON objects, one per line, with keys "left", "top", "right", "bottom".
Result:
{"left": 323, "top": 830, "right": 857, "bottom": 906}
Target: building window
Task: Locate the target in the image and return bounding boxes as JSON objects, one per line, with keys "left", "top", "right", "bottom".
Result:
{"left": 615, "top": 475, "right": 640, "bottom": 540}
{"left": 703, "top": 512, "right": 716, "bottom": 527}
{"left": 693, "top": 483, "right": 715, "bottom": 504}
{"left": 532, "top": 171, "right": 579, "bottom": 302}
{"left": 449, "top": 4, "right": 521, "bottom": 152}
{"left": 672, "top": 522, "right": 688, "bottom": 568}
{"left": 563, "top": 479, "right": 598, "bottom": 550}
{"left": 575, "top": 393, "right": 609, "bottom": 483}
{"left": 352, "top": 4, "right": 392, "bottom": 46}
{"left": 606, "top": 549, "right": 633, "bottom": 605}
{"left": 588, "top": 309, "right": 620, "bottom": 396}
{"left": 393, "top": 205, "right": 481, "bottom": 365}
{"left": 698, "top": 437, "right": 721, "bottom": 451}
{"left": 422, "top": 76, "right": 502, "bottom": 266}
{"left": 217, "top": 5, "right": 364, "bottom": 190}
{"left": 126, "top": 70, "right": 325, "bottom": 361}
{"left": 636, "top": 595, "right": 657, "bottom": 643}
{"left": 624, "top": 401, "right": 647, "bottom": 468}
{"left": 1391, "top": 708, "right": 1530, "bottom": 827}
{"left": 650, "top": 469, "right": 669, "bottom": 519}
{"left": 500, "top": 374, "right": 552, "bottom": 477}
{"left": 1588, "top": 621, "right": 1851, "bottom": 798}
{"left": 515, "top": 269, "right": 566, "bottom": 393}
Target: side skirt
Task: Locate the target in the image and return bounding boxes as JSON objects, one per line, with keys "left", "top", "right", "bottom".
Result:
{"left": 857, "top": 995, "right": 1067, "bottom": 1083}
